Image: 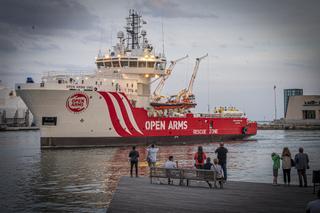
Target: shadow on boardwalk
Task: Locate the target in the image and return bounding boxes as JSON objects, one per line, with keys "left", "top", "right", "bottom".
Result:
{"left": 108, "top": 176, "right": 317, "bottom": 213}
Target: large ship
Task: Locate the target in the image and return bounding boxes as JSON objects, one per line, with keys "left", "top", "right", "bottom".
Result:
{"left": 16, "top": 10, "right": 257, "bottom": 148}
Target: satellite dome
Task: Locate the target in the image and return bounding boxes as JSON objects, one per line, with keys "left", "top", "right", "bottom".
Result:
{"left": 117, "top": 31, "right": 124, "bottom": 39}
{"left": 141, "top": 30, "right": 147, "bottom": 36}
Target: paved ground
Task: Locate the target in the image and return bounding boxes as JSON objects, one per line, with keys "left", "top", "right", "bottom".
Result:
{"left": 107, "top": 176, "right": 317, "bottom": 213}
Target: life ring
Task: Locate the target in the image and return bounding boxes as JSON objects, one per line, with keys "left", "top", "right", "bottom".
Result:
{"left": 242, "top": 127, "right": 248, "bottom": 134}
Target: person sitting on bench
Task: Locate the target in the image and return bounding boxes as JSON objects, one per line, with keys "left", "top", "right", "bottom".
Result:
{"left": 212, "top": 158, "right": 224, "bottom": 188}
{"left": 164, "top": 156, "right": 178, "bottom": 184}
{"left": 204, "top": 157, "right": 214, "bottom": 188}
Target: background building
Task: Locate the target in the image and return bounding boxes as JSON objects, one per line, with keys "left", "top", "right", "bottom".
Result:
{"left": 284, "top": 89, "right": 303, "bottom": 118}
{"left": 284, "top": 88, "right": 320, "bottom": 124}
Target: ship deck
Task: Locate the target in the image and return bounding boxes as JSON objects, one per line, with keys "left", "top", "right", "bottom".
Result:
{"left": 107, "top": 176, "right": 316, "bottom": 213}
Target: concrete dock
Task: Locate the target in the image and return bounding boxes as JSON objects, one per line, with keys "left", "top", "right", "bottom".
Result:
{"left": 108, "top": 176, "right": 317, "bottom": 213}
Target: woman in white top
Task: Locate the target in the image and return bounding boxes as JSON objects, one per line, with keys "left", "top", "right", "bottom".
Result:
{"left": 146, "top": 144, "right": 159, "bottom": 168}
{"left": 281, "top": 147, "right": 292, "bottom": 186}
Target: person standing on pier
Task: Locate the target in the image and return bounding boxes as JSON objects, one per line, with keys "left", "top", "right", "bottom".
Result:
{"left": 146, "top": 144, "right": 159, "bottom": 168}
{"left": 281, "top": 147, "right": 292, "bottom": 186}
{"left": 215, "top": 142, "right": 228, "bottom": 181}
{"left": 271, "top": 152, "right": 280, "bottom": 185}
{"left": 129, "top": 146, "right": 139, "bottom": 177}
{"left": 194, "top": 146, "right": 207, "bottom": 169}
{"left": 295, "top": 147, "right": 309, "bottom": 187}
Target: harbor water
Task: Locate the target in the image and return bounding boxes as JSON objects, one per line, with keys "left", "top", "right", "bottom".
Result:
{"left": 0, "top": 130, "right": 319, "bottom": 212}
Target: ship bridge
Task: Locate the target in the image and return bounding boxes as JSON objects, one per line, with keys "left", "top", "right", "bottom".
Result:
{"left": 95, "top": 9, "right": 166, "bottom": 77}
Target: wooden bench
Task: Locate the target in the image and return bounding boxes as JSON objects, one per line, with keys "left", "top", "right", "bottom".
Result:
{"left": 150, "top": 167, "right": 223, "bottom": 188}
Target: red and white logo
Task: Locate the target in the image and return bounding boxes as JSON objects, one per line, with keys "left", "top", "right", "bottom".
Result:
{"left": 66, "top": 93, "right": 89, "bottom": 113}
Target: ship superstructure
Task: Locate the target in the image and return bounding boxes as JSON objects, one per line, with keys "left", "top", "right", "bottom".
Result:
{"left": 37, "top": 10, "right": 166, "bottom": 110}
{"left": 15, "top": 10, "right": 257, "bottom": 148}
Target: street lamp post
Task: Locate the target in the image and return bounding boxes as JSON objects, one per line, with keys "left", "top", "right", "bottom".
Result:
{"left": 274, "top": 85, "right": 277, "bottom": 121}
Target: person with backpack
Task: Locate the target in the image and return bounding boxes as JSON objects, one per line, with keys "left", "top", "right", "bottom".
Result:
{"left": 281, "top": 147, "right": 293, "bottom": 186}
{"left": 295, "top": 147, "right": 309, "bottom": 187}
{"left": 194, "top": 146, "right": 207, "bottom": 169}
{"left": 128, "top": 146, "right": 139, "bottom": 177}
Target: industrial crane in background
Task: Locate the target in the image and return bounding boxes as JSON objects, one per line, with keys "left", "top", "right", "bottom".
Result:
{"left": 168, "top": 53, "right": 208, "bottom": 107}
{"left": 151, "top": 54, "right": 208, "bottom": 111}
{"left": 151, "top": 55, "right": 188, "bottom": 102}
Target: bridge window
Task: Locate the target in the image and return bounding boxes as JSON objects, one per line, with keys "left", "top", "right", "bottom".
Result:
{"left": 155, "top": 62, "right": 165, "bottom": 70}
{"left": 97, "top": 62, "right": 103, "bottom": 67}
{"left": 147, "top": 62, "right": 155, "bottom": 68}
{"left": 105, "top": 62, "right": 111, "bottom": 68}
{"left": 112, "top": 61, "right": 120, "bottom": 67}
{"left": 138, "top": 61, "right": 146, "bottom": 67}
{"left": 121, "top": 61, "right": 129, "bottom": 67}
{"left": 129, "top": 61, "right": 137, "bottom": 67}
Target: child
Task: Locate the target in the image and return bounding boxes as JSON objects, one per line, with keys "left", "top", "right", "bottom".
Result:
{"left": 211, "top": 158, "right": 224, "bottom": 188}
{"left": 271, "top": 152, "right": 280, "bottom": 185}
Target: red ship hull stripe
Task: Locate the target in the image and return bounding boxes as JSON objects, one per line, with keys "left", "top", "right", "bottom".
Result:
{"left": 98, "top": 91, "right": 131, "bottom": 137}
{"left": 109, "top": 92, "right": 143, "bottom": 136}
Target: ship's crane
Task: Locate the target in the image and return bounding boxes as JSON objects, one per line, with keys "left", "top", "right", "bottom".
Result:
{"left": 151, "top": 55, "right": 188, "bottom": 102}
{"left": 174, "top": 53, "right": 208, "bottom": 104}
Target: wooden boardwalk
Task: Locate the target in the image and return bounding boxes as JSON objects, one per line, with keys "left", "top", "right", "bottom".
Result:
{"left": 107, "top": 176, "right": 317, "bottom": 213}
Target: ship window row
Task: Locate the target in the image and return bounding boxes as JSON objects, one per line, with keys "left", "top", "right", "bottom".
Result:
{"left": 97, "top": 61, "right": 164, "bottom": 69}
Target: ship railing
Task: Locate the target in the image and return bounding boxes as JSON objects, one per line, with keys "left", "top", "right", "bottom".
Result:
{"left": 194, "top": 113, "right": 215, "bottom": 118}
{"left": 194, "top": 113, "right": 244, "bottom": 118}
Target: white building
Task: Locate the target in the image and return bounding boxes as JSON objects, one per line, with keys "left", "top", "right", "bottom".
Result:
{"left": 0, "top": 83, "right": 33, "bottom": 127}
{"left": 285, "top": 95, "right": 320, "bottom": 124}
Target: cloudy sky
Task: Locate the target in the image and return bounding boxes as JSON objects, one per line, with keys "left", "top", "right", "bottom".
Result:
{"left": 1, "top": 0, "right": 319, "bottom": 120}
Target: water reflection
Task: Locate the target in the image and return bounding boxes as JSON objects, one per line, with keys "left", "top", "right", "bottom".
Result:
{"left": 0, "top": 130, "right": 319, "bottom": 212}
{"left": 30, "top": 148, "right": 117, "bottom": 212}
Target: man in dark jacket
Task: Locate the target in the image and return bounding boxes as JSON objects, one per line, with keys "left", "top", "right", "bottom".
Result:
{"left": 215, "top": 142, "right": 228, "bottom": 181}
{"left": 295, "top": 147, "right": 309, "bottom": 187}
{"left": 129, "top": 146, "right": 139, "bottom": 177}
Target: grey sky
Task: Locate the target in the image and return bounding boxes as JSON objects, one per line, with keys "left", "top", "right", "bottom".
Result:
{"left": 1, "top": 0, "right": 319, "bottom": 120}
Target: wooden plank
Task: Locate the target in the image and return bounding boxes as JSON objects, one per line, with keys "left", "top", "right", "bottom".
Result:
{"left": 108, "top": 176, "right": 317, "bottom": 213}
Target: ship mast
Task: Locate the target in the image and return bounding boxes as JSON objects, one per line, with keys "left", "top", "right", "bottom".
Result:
{"left": 126, "top": 9, "right": 143, "bottom": 50}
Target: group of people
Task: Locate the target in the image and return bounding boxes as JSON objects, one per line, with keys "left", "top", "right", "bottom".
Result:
{"left": 128, "top": 142, "right": 229, "bottom": 185}
{"left": 271, "top": 147, "right": 309, "bottom": 187}
{"left": 193, "top": 143, "right": 228, "bottom": 187}
{"left": 128, "top": 144, "right": 160, "bottom": 177}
